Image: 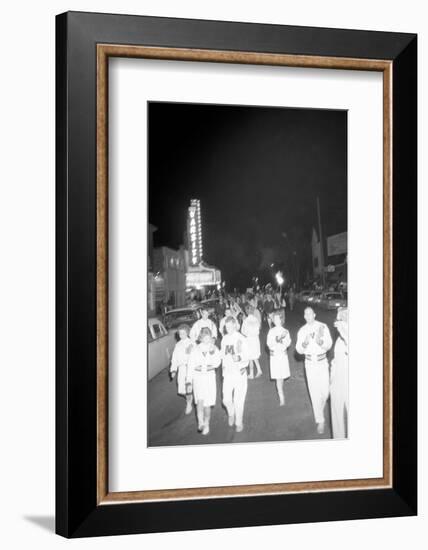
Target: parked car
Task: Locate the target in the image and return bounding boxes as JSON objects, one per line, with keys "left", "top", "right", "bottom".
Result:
{"left": 298, "top": 290, "right": 312, "bottom": 303}
{"left": 163, "top": 306, "right": 202, "bottom": 330}
{"left": 320, "top": 291, "right": 347, "bottom": 310}
{"left": 148, "top": 317, "right": 176, "bottom": 380}
{"left": 309, "top": 290, "right": 324, "bottom": 305}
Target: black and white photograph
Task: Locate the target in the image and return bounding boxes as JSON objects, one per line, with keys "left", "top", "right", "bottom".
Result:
{"left": 0, "top": 0, "right": 420, "bottom": 545}
{"left": 147, "top": 101, "right": 348, "bottom": 446}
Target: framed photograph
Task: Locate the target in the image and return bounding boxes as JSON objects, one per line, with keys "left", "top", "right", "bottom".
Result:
{"left": 56, "top": 11, "right": 417, "bottom": 538}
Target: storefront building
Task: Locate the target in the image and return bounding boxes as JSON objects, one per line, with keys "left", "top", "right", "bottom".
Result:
{"left": 152, "top": 246, "right": 187, "bottom": 310}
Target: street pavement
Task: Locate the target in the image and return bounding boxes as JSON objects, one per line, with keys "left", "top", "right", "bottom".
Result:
{"left": 148, "top": 302, "right": 338, "bottom": 447}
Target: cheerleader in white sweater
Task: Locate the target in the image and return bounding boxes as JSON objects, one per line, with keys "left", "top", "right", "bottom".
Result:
{"left": 187, "top": 327, "right": 222, "bottom": 435}
{"left": 170, "top": 324, "right": 194, "bottom": 415}
{"left": 220, "top": 317, "right": 250, "bottom": 432}
{"left": 219, "top": 308, "right": 240, "bottom": 337}
{"left": 241, "top": 305, "right": 262, "bottom": 379}
{"left": 267, "top": 311, "right": 291, "bottom": 406}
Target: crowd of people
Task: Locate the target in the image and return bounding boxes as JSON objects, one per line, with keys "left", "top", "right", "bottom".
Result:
{"left": 169, "top": 290, "right": 348, "bottom": 440}
{"left": 211, "top": 288, "right": 295, "bottom": 327}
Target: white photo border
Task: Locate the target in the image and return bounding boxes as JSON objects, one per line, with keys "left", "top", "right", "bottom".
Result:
{"left": 105, "top": 54, "right": 385, "bottom": 496}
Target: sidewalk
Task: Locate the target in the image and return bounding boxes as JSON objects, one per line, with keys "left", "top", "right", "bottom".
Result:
{"left": 148, "top": 304, "right": 336, "bottom": 447}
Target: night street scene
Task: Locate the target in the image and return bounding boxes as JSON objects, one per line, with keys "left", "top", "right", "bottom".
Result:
{"left": 147, "top": 101, "right": 348, "bottom": 447}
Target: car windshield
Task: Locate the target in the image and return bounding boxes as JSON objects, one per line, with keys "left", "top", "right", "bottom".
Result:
{"left": 326, "top": 293, "right": 342, "bottom": 299}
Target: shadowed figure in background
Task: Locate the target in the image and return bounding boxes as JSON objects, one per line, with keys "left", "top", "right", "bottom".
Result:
{"left": 330, "top": 307, "right": 349, "bottom": 439}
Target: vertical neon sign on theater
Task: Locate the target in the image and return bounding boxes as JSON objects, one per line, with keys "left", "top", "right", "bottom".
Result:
{"left": 188, "top": 199, "right": 203, "bottom": 266}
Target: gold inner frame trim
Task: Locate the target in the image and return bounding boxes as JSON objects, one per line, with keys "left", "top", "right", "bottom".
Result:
{"left": 96, "top": 44, "right": 393, "bottom": 505}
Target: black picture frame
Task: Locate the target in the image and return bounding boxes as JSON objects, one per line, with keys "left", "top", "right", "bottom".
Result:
{"left": 56, "top": 11, "right": 417, "bottom": 538}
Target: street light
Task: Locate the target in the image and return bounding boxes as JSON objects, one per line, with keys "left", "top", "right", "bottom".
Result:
{"left": 275, "top": 271, "right": 284, "bottom": 287}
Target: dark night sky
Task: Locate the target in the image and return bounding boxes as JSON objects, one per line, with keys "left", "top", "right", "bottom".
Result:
{"left": 149, "top": 102, "right": 347, "bottom": 289}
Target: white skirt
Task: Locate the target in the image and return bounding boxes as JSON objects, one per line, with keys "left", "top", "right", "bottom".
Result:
{"left": 269, "top": 352, "right": 290, "bottom": 380}
{"left": 246, "top": 335, "right": 261, "bottom": 360}
{"left": 176, "top": 364, "right": 188, "bottom": 395}
{"left": 192, "top": 370, "right": 217, "bottom": 407}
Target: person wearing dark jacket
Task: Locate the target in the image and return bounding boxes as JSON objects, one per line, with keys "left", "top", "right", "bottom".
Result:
{"left": 263, "top": 294, "right": 275, "bottom": 328}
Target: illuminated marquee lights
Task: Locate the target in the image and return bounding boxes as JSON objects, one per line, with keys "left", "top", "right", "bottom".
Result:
{"left": 187, "top": 199, "right": 203, "bottom": 266}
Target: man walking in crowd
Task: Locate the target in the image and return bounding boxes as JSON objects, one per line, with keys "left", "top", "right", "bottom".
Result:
{"left": 170, "top": 324, "right": 194, "bottom": 415}
{"left": 296, "top": 306, "right": 332, "bottom": 434}
{"left": 274, "top": 290, "right": 286, "bottom": 311}
{"left": 190, "top": 307, "right": 218, "bottom": 342}
{"left": 256, "top": 292, "right": 264, "bottom": 313}
{"left": 215, "top": 295, "right": 227, "bottom": 321}
{"left": 330, "top": 307, "right": 349, "bottom": 438}
{"left": 263, "top": 293, "right": 275, "bottom": 328}
{"left": 288, "top": 287, "right": 295, "bottom": 312}
{"left": 220, "top": 316, "right": 250, "bottom": 432}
